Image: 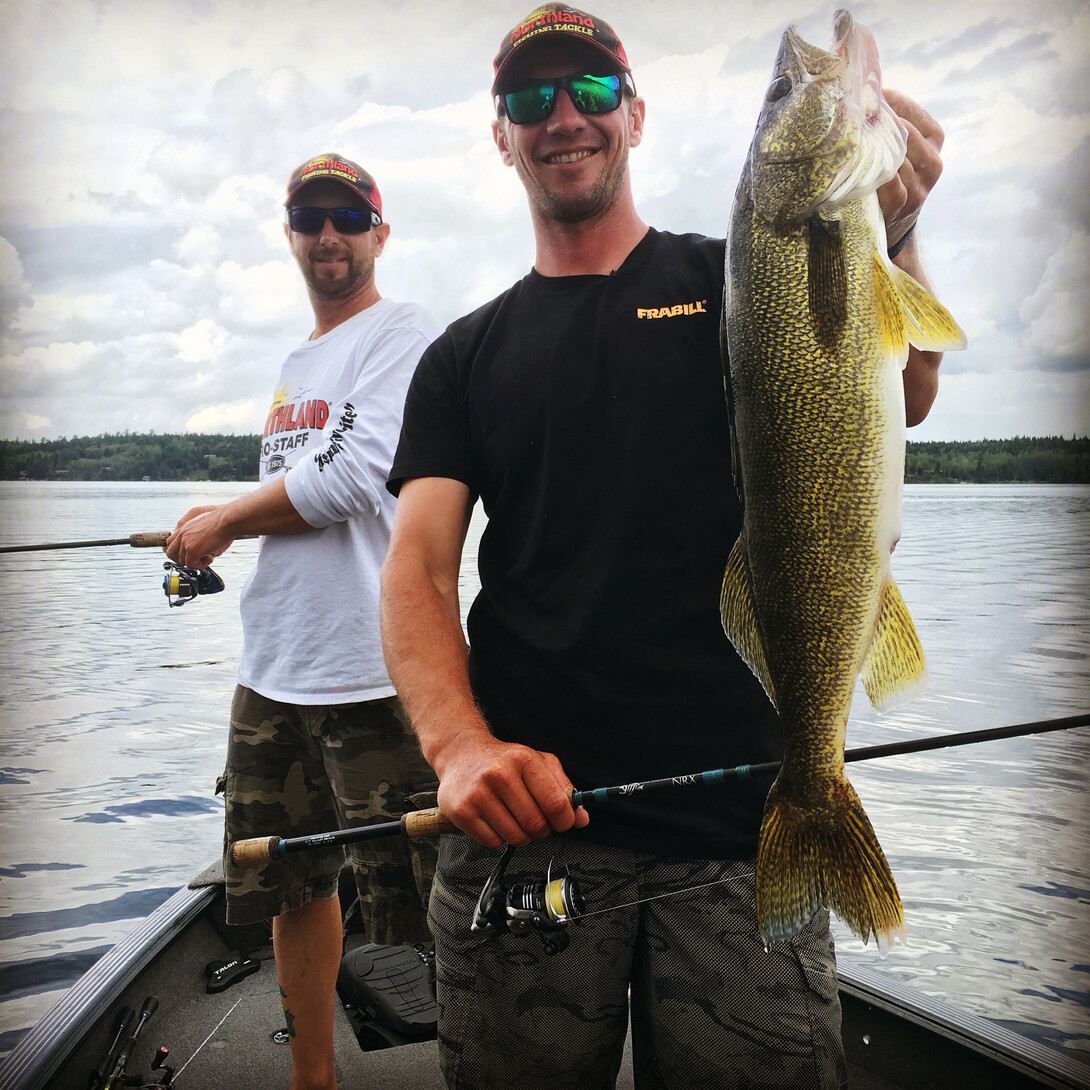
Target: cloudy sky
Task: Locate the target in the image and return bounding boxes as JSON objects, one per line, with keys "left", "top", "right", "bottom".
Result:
{"left": 1, "top": 0, "right": 1087, "bottom": 443}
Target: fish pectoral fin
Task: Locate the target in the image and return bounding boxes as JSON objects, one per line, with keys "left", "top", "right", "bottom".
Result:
{"left": 877, "top": 253, "right": 968, "bottom": 354}
{"left": 720, "top": 536, "right": 777, "bottom": 709}
{"left": 809, "top": 216, "right": 848, "bottom": 349}
{"left": 860, "top": 577, "right": 928, "bottom": 712}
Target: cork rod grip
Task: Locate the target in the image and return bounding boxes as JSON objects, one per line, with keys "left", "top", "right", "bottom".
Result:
{"left": 229, "top": 835, "right": 281, "bottom": 867}
{"left": 129, "top": 531, "right": 172, "bottom": 548}
{"left": 401, "top": 807, "right": 459, "bottom": 838}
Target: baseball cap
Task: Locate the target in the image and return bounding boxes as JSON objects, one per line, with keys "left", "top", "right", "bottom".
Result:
{"left": 284, "top": 153, "right": 382, "bottom": 220}
{"left": 492, "top": 4, "right": 630, "bottom": 94}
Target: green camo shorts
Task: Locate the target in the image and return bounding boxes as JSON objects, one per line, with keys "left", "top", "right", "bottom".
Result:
{"left": 431, "top": 834, "right": 847, "bottom": 1089}
{"left": 220, "top": 685, "right": 438, "bottom": 946}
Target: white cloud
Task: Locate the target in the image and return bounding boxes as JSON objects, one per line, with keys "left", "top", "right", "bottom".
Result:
{"left": 0, "top": 237, "right": 28, "bottom": 327}
{"left": 175, "top": 225, "right": 222, "bottom": 267}
{"left": 176, "top": 318, "right": 230, "bottom": 364}
{"left": 186, "top": 399, "right": 260, "bottom": 433}
{"left": 0, "top": 0, "right": 1087, "bottom": 439}
{"left": 1020, "top": 232, "right": 1090, "bottom": 362}
{"left": 214, "top": 260, "right": 305, "bottom": 330}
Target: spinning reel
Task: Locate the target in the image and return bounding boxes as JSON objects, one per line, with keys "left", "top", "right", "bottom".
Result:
{"left": 162, "top": 561, "right": 225, "bottom": 607}
{"left": 472, "top": 845, "right": 585, "bottom": 956}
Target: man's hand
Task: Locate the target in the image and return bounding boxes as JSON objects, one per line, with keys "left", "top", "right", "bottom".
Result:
{"left": 165, "top": 505, "right": 234, "bottom": 569}
{"left": 432, "top": 728, "right": 589, "bottom": 850}
{"left": 879, "top": 89, "right": 945, "bottom": 255}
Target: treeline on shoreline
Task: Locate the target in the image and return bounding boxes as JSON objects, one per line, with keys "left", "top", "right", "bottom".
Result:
{"left": 1, "top": 432, "right": 1088, "bottom": 484}
{"left": 0, "top": 433, "right": 258, "bottom": 482}
{"left": 904, "top": 436, "right": 1089, "bottom": 483}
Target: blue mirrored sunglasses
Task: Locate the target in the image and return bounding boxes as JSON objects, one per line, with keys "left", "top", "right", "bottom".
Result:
{"left": 286, "top": 207, "right": 381, "bottom": 234}
{"left": 498, "top": 73, "right": 631, "bottom": 125}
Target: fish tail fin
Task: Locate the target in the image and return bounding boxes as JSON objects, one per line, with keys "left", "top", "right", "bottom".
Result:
{"left": 757, "top": 776, "right": 905, "bottom": 950}
{"left": 873, "top": 252, "right": 967, "bottom": 360}
{"left": 860, "top": 576, "right": 929, "bottom": 712}
{"left": 720, "top": 535, "right": 777, "bottom": 707}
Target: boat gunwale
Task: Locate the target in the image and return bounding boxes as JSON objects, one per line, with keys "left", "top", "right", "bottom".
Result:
{"left": 838, "top": 959, "right": 1088, "bottom": 1089}
{"left": 0, "top": 881, "right": 216, "bottom": 1090}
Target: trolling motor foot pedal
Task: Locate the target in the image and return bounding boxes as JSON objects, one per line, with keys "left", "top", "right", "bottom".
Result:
{"left": 337, "top": 942, "right": 437, "bottom": 1049}
{"left": 205, "top": 953, "right": 260, "bottom": 993}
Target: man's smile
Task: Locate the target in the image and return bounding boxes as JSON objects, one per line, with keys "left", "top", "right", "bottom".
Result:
{"left": 541, "top": 148, "right": 597, "bottom": 166}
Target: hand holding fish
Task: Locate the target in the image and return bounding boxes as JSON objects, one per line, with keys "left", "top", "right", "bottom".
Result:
{"left": 878, "top": 89, "right": 945, "bottom": 260}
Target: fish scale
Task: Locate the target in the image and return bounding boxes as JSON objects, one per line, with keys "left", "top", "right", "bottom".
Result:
{"left": 721, "top": 9, "right": 966, "bottom": 948}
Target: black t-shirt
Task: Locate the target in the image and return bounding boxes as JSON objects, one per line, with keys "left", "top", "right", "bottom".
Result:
{"left": 389, "top": 228, "right": 780, "bottom": 857}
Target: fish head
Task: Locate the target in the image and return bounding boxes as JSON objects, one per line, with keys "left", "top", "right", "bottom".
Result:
{"left": 747, "top": 9, "right": 908, "bottom": 230}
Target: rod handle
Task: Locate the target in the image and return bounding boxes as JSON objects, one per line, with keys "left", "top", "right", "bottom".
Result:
{"left": 129, "top": 531, "right": 171, "bottom": 548}
{"left": 230, "top": 835, "right": 280, "bottom": 867}
{"left": 401, "top": 807, "right": 458, "bottom": 838}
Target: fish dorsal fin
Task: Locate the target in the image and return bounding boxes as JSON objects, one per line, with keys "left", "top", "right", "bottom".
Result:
{"left": 720, "top": 536, "right": 777, "bottom": 709}
{"left": 809, "top": 216, "right": 848, "bottom": 348}
{"left": 859, "top": 576, "right": 928, "bottom": 712}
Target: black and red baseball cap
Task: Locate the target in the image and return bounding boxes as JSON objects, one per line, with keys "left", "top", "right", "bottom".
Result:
{"left": 492, "top": 4, "right": 631, "bottom": 94}
{"left": 284, "top": 154, "right": 382, "bottom": 220}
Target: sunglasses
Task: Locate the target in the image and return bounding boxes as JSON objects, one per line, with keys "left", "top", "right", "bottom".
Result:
{"left": 498, "top": 73, "right": 629, "bottom": 126}
{"left": 286, "top": 207, "right": 381, "bottom": 234}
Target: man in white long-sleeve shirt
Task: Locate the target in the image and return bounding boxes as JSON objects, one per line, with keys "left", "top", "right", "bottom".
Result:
{"left": 166, "top": 153, "right": 440, "bottom": 1090}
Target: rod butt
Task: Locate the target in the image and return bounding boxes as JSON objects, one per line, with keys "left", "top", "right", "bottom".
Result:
{"left": 230, "top": 835, "right": 281, "bottom": 867}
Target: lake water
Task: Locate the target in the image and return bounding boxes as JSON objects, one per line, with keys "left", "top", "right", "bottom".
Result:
{"left": 0, "top": 481, "right": 1087, "bottom": 1071}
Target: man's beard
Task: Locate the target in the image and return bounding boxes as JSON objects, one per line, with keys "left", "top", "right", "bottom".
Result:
{"left": 525, "top": 144, "right": 630, "bottom": 227}
{"left": 300, "top": 247, "right": 373, "bottom": 300}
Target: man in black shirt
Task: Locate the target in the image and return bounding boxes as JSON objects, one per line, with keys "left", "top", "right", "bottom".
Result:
{"left": 381, "top": 6, "right": 949, "bottom": 1087}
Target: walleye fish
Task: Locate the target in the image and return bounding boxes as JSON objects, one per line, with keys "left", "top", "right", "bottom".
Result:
{"left": 721, "top": 10, "right": 966, "bottom": 948}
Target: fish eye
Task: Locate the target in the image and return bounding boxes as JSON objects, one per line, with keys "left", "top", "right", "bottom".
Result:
{"left": 765, "top": 74, "right": 792, "bottom": 103}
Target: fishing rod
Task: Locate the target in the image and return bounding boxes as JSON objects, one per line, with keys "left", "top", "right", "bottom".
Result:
{"left": 570, "top": 712, "right": 1090, "bottom": 809}
{"left": 230, "top": 712, "right": 1090, "bottom": 865}
{"left": 0, "top": 531, "right": 172, "bottom": 553}
{"left": 0, "top": 530, "right": 256, "bottom": 607}
{"left": 98, "top": 995, "right": 159, "bottom": 1090}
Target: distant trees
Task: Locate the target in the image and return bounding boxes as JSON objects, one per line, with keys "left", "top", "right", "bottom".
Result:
{"left": 904, "top": 436, "right": 1089, "bottom": 484}
{"left": 2, "top": 432, "right": 1087, "bottom": 484}
{"left": 0, "top": 432, "right": 259, "bottom": 481}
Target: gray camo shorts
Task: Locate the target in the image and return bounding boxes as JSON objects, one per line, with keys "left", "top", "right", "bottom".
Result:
{"left": 430, "top": 832, "right": 847, "bottom": 1089}
{"left": 220, "top": 685, "right": 438, "bottom": 946}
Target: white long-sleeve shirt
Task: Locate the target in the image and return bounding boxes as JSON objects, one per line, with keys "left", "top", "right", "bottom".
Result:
{"left": 237, "top": 298, "right": 440, "bottom": 704}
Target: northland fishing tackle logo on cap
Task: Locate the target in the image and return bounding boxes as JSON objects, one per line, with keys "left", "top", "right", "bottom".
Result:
{"left": 492, "top": 4, "right": 630, "bottom": 93}
{"left": 284, "top": 154, "right": 382, "bottom": 219}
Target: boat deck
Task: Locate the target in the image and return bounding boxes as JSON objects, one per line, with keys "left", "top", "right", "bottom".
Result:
{"left": 44, "top": 896, "right": 908, "bottom": 1090}
{"left": 4, "top": 864, "right": 1083, "bottom": 1090}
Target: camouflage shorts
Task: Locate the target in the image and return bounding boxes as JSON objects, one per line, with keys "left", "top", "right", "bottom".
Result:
{"left": 431, "top": 834, "right": 846, "bottom": 1089}
{"left": 220, "top": 685, "right": 438, "bottom": 946}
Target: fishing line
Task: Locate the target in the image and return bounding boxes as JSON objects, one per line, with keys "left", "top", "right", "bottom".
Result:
{"left": 574, "top": 870, "right": 758, "bottom": 921}
{"left": 171, "top": 996, "right": 244, "bottom": 1082}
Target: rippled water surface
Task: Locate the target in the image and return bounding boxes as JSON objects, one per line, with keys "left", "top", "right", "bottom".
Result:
{"left": 0, "top": 481, "right": 1087, "bottom": 1069}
